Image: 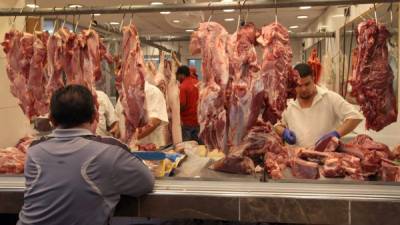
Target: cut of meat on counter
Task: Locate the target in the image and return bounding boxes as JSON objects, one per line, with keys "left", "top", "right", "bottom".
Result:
{"left": 117, "top": 24, "right": 148, "bottom": 144}
{"left": 190, "top": 22, "right": 229, "bottom": 152}
{"left": 349, "top": 19, "right": 398, "bottom": 131}
{"left": 307, "top": 48, "right": 322, "bottom": 84}
{"left": 0, "top": 136, "right": 34, "bottom": 174}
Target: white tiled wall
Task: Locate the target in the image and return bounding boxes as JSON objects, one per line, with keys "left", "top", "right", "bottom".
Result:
{"left": 0, "top": 0, "right": 31, "bottom": 148}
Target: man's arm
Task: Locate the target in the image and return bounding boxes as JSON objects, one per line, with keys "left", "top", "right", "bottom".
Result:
{"left": 330, "top": 92, "right": 364, "bottom": 136}
{"left": 336, "top": 118, "right": 362, "bottom": 137}
{"left": 137, "top": 118, "right": 161, "bottom": 139}
{"left": 111, "top": 148, "right": 154, "bottom": 197}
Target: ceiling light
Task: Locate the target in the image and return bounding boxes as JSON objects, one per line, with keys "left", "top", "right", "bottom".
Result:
{"left": 332, "top": 14, "right": 345, "bottom": 18}
{"left": 160, "top": 11, "right": 171, "bottom": 15}
{"left": 109, "top": 22, "right": 120, "bottom": 25}
{"left": 223, "top": 9, "right": 235, "bottom": 13}
{"left": 289, "top": 25, "right": 299, "bottom": 29}
{"left": 93, "top": 13, "right": 101, "bottom": 16}
{"left": 68, "top": 4, "right": 83, "bottom": 8}
{"left": 151, "top": 2, "right": 164, "bottom": 5}
{"left": 185, "top": 29, "right": 194, "bottom": 32}
{"left": 172, "top": 19, "right": 180, "bottom": 23}
{"left": 26, "top": 4, "right": 39, "bottom": 8}
{"left": 319, "top": 25, "right": 328, "bottom": 28}
{"left": 224, "top": 18, "right": 235, "bottom": 22}
{"left": 297, "top": 15, "right": 308, "bottom": 19}
{"left": 299, "top": 6, "right": 312, "bottom": 10}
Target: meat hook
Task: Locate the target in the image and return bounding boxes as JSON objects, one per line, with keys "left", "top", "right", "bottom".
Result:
{"left": 373, "top": 3, "right": 378, "bottom": 24}
{"left": 236, "top": 0, "right": 241, "bottom": 32}
{"left": 274, "top": 0, "right": 278, "bottom": 24}
{"left": 52, "top": 8, "right": 58, "bottom": 32}
{"left": 119, "top": 11, "right": 126, "bottom": 32}
{"left": 88, "top": 14, "right": 94, "bottom": 30}
{"left": 12, "top": 7, "right": 24, "bottom": 28}
{"left": 207, "top": 1, "right": 213, "bottom": 28}
{"left": 61, "top": 7, "right": 67, "bottom": 29}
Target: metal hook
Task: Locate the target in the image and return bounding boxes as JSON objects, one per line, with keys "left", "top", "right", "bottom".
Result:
{"left": 207, "top": 1, "right": 213, "bottom": 24}
{"left": 373, "top": 3, "right": 378, "bottom": 24}
{"left": 274, "top": 0, "right": 278, "bottom": 24}
{"left": 52, "top": 7, "right": 58, "bottom": 32}
{"left": 12, "top": 7, "right": 24, "bottom": 28}
{"left": 119, "top": 6, "right": 126, "bottom": 32}
{"left": 74, "top": 14, "right": 80, "bottom": 32}
{"left": 88, "top": 14, "right": 94, "bottom": 30}
{"left": 61, "top": 7, "right": 67, "bottom": 28}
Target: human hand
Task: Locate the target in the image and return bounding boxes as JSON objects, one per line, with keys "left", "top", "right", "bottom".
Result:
{"left": 282, "top": 128, "right": 296, "bottom": 145}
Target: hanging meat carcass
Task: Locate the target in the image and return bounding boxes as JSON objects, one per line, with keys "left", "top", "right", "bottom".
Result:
{"left": 307, "top": 48, "right": 322, "bottom": 84}
{"left": 46, "top": 32, "right": 65, "bottom": 97}
{"left": 28, "top": 31, "right": 50, "bottom": 116}
{"left": 350, "top": 20, "right": 398, "bottom": 131}
{"left": 253, "top": 22, "right": 297, "bottom": 125}
{"left": 226, "top": 22, "right": 261, "bottom": 147}
{"left": 118, "top": 24, "right": 148, "bottom": 144}
{"left": 190, "top": 22, "right": 229, "bottom": 151}
{"left": 166, "top": 58, "right": 183, "bottom": 144}
{"left": 2, "top": 30, "right": 36, "bottom": 119}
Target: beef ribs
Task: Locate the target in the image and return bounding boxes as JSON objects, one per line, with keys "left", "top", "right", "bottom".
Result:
{"left": 381, "top": 159, "right": 400, "bottom": 182}
{"left": 291, "top": 158, "right": 320, "bottom": 179}
{"left": 350, "top": 20, "right": 397, "bottom": 131}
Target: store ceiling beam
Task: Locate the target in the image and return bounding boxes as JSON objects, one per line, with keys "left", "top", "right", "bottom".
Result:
{"left": 0, "top": 0, "right": 397, "bottom": 16}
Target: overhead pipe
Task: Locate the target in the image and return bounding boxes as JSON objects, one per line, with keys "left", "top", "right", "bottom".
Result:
{"left": 102, "top": 31, "right": 335, "bottom": 42}
{"left": 0, "top": 0, "right": 397, "bottom": 16}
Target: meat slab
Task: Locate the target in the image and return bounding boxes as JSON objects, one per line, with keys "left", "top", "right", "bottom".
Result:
{"left": 190, "top": 22, "right": 229, "bottom": 152}
{"left": 350, "top": 20, "right": 398, "bottom": 131}
{"left": 307, "top": 48, "right": 322, "bottom": 84}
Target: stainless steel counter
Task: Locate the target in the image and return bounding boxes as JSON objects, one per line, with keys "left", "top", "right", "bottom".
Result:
{"left": 1, "top": 175, "right": 400, "bottom": 225}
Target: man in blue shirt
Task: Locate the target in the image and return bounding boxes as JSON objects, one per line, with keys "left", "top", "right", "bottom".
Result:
{"left": 18, "top": 85, "right": 154, "bottom": 225}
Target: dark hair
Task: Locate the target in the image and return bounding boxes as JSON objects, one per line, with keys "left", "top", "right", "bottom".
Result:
{"left": 176, "top": 65, "right": 190, "bottom": 77}
{"left": 50, "top": 85, "right": 95, "bottom": 128}
{"left": 294, "top": 63, "right": 313, "bottom": 78}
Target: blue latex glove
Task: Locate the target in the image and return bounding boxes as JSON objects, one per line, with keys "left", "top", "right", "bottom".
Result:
{"left": 315, "top": 131, "right": 341, "bottom": 146}
{"left": 282, "top": 128, "right": 296, "bottom": 145}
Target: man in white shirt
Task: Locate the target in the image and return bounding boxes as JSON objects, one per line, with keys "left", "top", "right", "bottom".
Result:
{"left": 96, "top": 90, "right": 119, "bottom": 137}
{"left": 275, "top": 63, "right": 364, "bottom": 148}
{"left": 115, "top": 81, "right": 169, "bottom": 148}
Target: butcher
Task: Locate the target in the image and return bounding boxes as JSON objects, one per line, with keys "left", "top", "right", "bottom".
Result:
{"left": 115, "top": 80, "right": 169, "bottom": 148}
{"left": 275, "top": 63, "right": 363, "bottom": 147}
{"left": 95, "top": 90, "right": 120, "bottom": 137}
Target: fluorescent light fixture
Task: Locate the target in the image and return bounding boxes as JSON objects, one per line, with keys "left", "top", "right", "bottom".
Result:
{"left": 26, "top": 4, "right": 39, "bottom": 8}
{"left": 332, "top": 14, "right": 345, "bottom": 18}
{"left": 151, "top": 2, "right": 164, "bottom": 5}
{"left": 93, "top": 13, "right": 101, "bottom": 16}
{"left": 289, "top": 25, "right": 299, "bottom": 29}
{"left": 319, "top": 25, "right": 328, "bottom": 28}
{"left": 172, "top": 20, "right": 180, "bottom": 23}
{"left": 297, "top": 15, "right": 308, "bottom": 19}
{"left": 299, "top": 6, "right": 312, "bottom": 10}
{"left": 223, "top": 9, "right": 235, "bottom": 13}
{"left": 224, "top": 18, "right": 235, "bottom": 22}
{"left": 185, "top": 29, "right": 194, "bottom": 32}
{"left": 109, "top": 22, "right": 120, "bottom": 25}
{"left": 68, "top": 4, "right": 83, "bottom": 8}
{"left": 160, "top": 11, "right": 171, "bottom": 15}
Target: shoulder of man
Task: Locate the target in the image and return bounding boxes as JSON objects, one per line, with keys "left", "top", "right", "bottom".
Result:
{"left": 82, "top": 135, "right": 131, "bottom": 153}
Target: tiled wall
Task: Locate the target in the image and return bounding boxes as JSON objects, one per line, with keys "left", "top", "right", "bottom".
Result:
{"left": 0, "top": 0, "right": 32, "bottom": 148}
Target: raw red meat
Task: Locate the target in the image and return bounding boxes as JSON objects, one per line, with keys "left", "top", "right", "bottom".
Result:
{"left": 0, "top": 147, "right": 25, "bottom": 174}
{"left": 381, "top": 159, "right": 400, "bottom": 182}
{"left": 307, "top": 48, "right": 322, "bottom": 84}
{"left": 28, "top": 31, "right": 49, "bottom": 116}
{"left": 211, "top": 155, "right": 255, "bottom": 175}
{"left": 315, "top": 136, "right": 340, "bottom": 152}
{"left": 226, "top": 23, "right": 261, "bottom": 147}
{"left": 255, "top": 22, "right": 297, "bottom": 124}
{"left": 46, "top": 32, "right": 65, "bottom": 96}
{"left": 291, "top": 158, "right": 320, "bottom": 179}
{"left": 190, "top": 22, "right": 229, "bottom": 151}
{"left": 350, "top": 20, "right": 398, "bottom": 131}
{"left": 119, "top": 24, "right": 148, "bottom": 143}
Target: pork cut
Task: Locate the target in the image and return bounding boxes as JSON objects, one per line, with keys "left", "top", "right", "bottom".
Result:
{"left": 350, "top": 20, "right": 398, "bottom": 131}
{"left": 190, "top": 22, "right": 229, "bottom": 151}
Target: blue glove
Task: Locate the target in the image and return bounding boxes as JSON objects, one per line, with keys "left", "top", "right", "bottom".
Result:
{"left": 315, "top": 131, "right": 341, "bottom": 146}
{"left": 282, "top": 128, "right": 296, "bottom": 145}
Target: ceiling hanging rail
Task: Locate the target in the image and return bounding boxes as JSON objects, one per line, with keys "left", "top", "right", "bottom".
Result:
{"left": 0, "top": 0, "right": 397, "bottom": 16}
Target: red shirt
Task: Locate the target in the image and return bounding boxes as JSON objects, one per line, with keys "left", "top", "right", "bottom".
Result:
{"left": 179, "top": 75, "right": 199, "bottom": 126}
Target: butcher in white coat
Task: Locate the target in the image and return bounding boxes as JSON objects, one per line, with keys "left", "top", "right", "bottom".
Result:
{"left": 275, "top": 63, "right": 363, "bottom": 148}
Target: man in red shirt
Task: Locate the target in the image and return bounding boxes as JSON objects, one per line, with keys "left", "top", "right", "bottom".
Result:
{"left": 176, "top": 65, "right": 200, "bottom": 143}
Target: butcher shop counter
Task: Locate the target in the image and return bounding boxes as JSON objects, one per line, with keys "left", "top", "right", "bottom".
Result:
{"left": 1, "top": 175, "right": 400, "bottom": 225}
